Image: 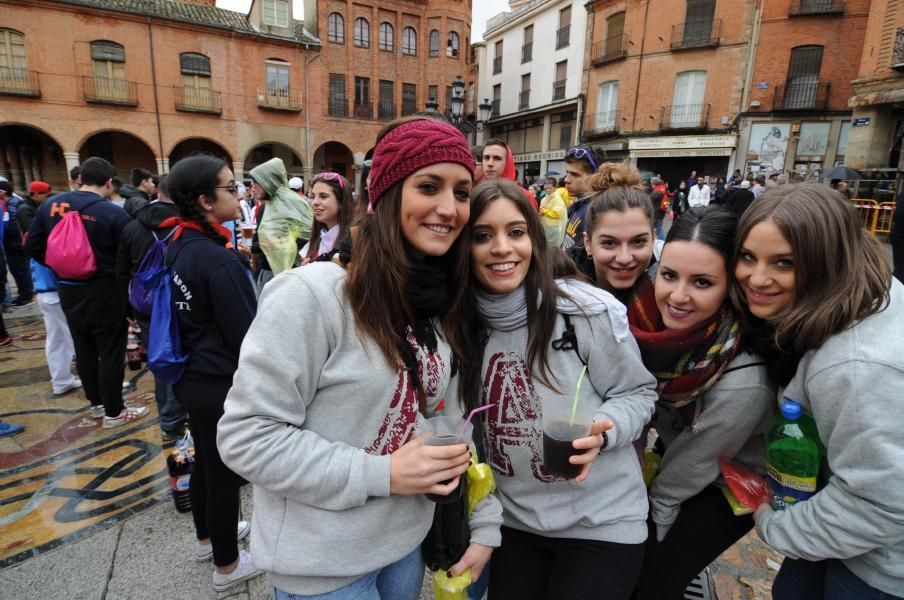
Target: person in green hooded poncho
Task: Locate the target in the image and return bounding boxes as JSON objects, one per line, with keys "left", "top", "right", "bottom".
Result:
{"left": 249, "top": 158, "right": 313, "bottom": 276}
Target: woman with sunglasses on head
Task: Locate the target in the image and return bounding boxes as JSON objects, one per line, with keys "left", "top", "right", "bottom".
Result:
{"left": 455, "top": 178, "right": 657, "bottom": 600}
{"left": 628, "top": 207, "right": 774, "bottom": 600}
{"left": 300, "top": 172, "right": 354, "bottom": 264}
{"left": 217, "top": 117, "right": 502, "bottom": 600}
{"left": 733, "top": 185, "right": 904, "bottom": 600}
{"left": 560, "top": 146, "right": 605, "bottom": 251}
{"left": 162, "top": 155, "right": 260, "bottom": 592}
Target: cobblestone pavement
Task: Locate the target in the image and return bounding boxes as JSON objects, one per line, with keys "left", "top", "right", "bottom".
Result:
{"left": 0, "top": 302, "right": 780, "bottom": 599}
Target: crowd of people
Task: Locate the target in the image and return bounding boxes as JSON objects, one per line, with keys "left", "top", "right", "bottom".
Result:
{"left": 0, "top": 114, "right": 903, "bottom": 599}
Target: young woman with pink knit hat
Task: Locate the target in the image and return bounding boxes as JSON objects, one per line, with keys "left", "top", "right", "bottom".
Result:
{"left": 218, "top": 117, "right": 502, "bottom": 599}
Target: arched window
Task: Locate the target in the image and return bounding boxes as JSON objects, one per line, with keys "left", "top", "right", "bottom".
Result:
{"left": 90, "top": 40, "right": 128, "bottom": 101}
{"left": 447, "top": 31, "right": 460, "bottom": 58}
{"left": 379, "top": 22, "right": 394, "bottom": 52}
{"left": 0, "top": 29, "right": 28, "bottom": 88}
{"left": 354, "top": 17, "right": 370, "bottom": 48}
{"left": 179, "top": 52, "right": 212, "bottom": 109}
{"left": 402, "top": 26, "right": 417, "bottom": 56}
{"left": 429, "top": 29, "right": 439, "bottom": 57}
{"left": 327, "top": 13, "right": 344, "bottom": 44}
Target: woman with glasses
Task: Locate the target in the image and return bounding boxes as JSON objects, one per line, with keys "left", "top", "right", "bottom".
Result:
{"left": 218, "top": 117, "right": 502, "bottom": 600}
{"left": 162, "top": 155, "right": 260, "bottom": 592}
{"left": 561, "top": 146, "right": 605, "bottom": 251}
{"left": 300, "top": 172, "right": 354, "bottom": 264}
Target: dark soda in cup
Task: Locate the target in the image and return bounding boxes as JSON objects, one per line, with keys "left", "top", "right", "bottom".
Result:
{"left": 426, "top": 434, "right": 465, "bottom": 503}
{"left": 543, "top": 424, "right": 585, "bottom": 479}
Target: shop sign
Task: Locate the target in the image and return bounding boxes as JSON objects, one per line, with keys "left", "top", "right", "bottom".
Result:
{"left": 631, "top": 149, "right": 733, "bottom": 158}
{"left": 852, "top": 117, "right": 870, "bottom": 127}
{"left": 628, "top": 135, "right": 737, "bottom": 151}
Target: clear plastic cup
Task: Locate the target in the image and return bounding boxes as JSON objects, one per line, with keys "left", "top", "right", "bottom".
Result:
{"left": 418, "top": 416, "right": 473, "bottom": 503}
{"left": 541, "top": 395, "right": 592, "bottom": 479}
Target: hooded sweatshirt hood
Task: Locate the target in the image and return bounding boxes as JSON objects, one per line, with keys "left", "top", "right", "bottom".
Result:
{"left": 250, "top": 158, "right": 288, "bottom": 199}
{"left": 135, "top": 199, "right": 180, "bottom": 230}
{"left": 496, "top": 142, "right": 537, "bottom": 209}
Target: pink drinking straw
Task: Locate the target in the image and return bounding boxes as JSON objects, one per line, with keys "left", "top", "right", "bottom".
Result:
{"left": 459, "top": 403, "right": 496, "bottom": 437}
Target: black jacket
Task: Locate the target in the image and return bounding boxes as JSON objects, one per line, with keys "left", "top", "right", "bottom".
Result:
{"left": 115, "top": 200, "right": 180, "bottom": 295}
{"left": 723, "top": 188, "right": 755, "bottom": 218}
{"left": 166, "top": 229, "right": 256, "bottom": 378}
{"left": 16, "top": 198, "right": 39, "bottom": 239}
{"left": 120, "top": 185, "right": 150, "bottom": 218}
{"left": 25, "top": 190, "right": 131, "bottom": 284}
{"left": 891, "top": 201, "right": 903, "bottom": 285}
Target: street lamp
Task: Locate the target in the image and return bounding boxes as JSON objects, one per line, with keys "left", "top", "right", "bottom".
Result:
{"left": 478, "top": 98, "right": 493, "bottom": 131}
{"left": 449, "top": 75, "right": 466, "bottom": 123}
{"left": 425, "top": 97, "right": 439, "bottom": 113}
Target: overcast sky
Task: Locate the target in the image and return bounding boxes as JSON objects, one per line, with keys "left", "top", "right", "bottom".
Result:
{"left": 215, "top": 0, "right": 510, "bottom": 41}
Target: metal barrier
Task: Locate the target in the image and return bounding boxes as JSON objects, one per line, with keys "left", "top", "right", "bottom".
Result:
{"left": 851, "top": 199, "right": 896, "bottom": 236}
{"left": 876, "top": 202, "right": 896, "bottom": 235}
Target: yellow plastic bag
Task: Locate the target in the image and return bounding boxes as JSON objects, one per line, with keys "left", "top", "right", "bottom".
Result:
{"left": 466, "top": 458, "right": 496, "bottom": 516}
{"left": 642, "top": 449, "right": 661, "bottom": 489}
{"left": 433, "top": 569, "right": 472, "bottom": 600}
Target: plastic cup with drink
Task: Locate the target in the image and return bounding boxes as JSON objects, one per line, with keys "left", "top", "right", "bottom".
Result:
{"left": 418, "top": 416, "right": 473, "bottom": 503}
{"left": 542, "top": 366, "right": 592, "bottom": 480}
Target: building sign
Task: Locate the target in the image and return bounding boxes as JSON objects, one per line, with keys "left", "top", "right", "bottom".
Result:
{"left": 631, "top": 149, "right": 734, "bottom": 158}
{"left": 628, "top": 135, "right": 737, "bottom": 151}
{"left": 513, "top": 149, "right": 566, "bottom": 162}
{"left": 852, "top": 117, "right": 871, "bottom": 127}
{"left": 797, "top": 122, "right": 830, "bottom": 157}
{"left": 747, "top": 124, "right": 790, "bottom": 172}
{"left": 757, "top": 82, "right": 769, "bottom": 90}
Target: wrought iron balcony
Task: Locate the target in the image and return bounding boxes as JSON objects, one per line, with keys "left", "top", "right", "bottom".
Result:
{"left": 893, "top": 27, "right": 904, "bottom": 71}
{"left": 83, "top": 75, "right": 138, "bottom": 106}
{"left": 175, "top": 86, "right": 222, "bottom": 114}
{"left": 584, "top": 110, "right": 622, "bottom": 138}
{"left": 491, "top": 99, "right": 501, "bottom": 117}
{"left": 493, "top": 56, "right": 503, "bottom": 75}
{"left": 552, "top": 79, "right": 567, "bottom": 101}
{"left": 257, "top": 86, "right": 301, "bottom": 111}
{"left": 556, "top": 25, "right": 571, "bottom": 49}
{"left": 328, "top": 96, "right": 348, "bottom": 117}
{"left": 660, "top": 103, "right": 711, "bottom": 130}
{"left": 789, "top": 0, "right": 845, "bottom": 15}
{"left": 670, "top": 18, "right": 722, "bottom": 50}
{"left": 521, "top": 42, "right": 533, "bottom": 64}
{"left": 0, "top": 69, "right": 40, "bottom": 97}
{"left": 773, "top": 82, "right": 830, "bottom": 110}
{"left": 591, "top": 35, "right": 629, "bottom": 66}
{"left": 353, "top": 102, "right": 373, "bottom": 119}
{"left": 378, "top": 98, "right": 396, "bottom": 120}
{"left": 519, "top": 90, "right": 530, "bottom": 110}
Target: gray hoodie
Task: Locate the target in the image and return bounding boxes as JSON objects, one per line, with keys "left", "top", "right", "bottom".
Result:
{"left": 755, "top": 279, "right": 904, "bottom": 596}
{"left": 217, "top": 262, "right": 502, "bottom": 595}
{"left": 474, "top": 280, "right": 658, "bottom": 544}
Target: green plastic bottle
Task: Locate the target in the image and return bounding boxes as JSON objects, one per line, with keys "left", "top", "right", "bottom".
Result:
{"left": 766, "top": 400, "right": 823, "bottom": 510}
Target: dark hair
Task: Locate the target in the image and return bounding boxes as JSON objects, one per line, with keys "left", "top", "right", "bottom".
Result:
{"left": 546, "top": 176, "right": 558, "bottom": 187}
{"left": 456, "top": 179, "right": 570, "bottom": 411}
{"left": 565, "top": 146, "right": 605, "bottom": 174}
{"left": 471, "top": 145, "right": 483, "bottom": 163}
{"left": 132, "top": 167, "right": 153, "bottom": 187}
{"left": 346, "top": 116, "right": 471, "bottom": 381}
{"left": 166, "top": 154, "right": 230, "bottom": 245}
{"left": 80, "top": 157, "right": 115, "bottom": 186}
{"left": 69, "top": 165, "right": 81, "bottom": 181}
{"left": 650, "top": 190, "right": 665, "bottom": 205}
{"left": 305, "top": 173, "right": 355, "bottom": 260}
{"left": 583, "top": 162, "right": 654, "bottom": 235}
{"left": 666, "top": 206, "right": 738, "bottom": 267}
{"left": 156, "top": 175, "right": 168, "bottom": 199}
{"left": 483, "top": 138, "right": 508, "bottom": 155}
{"left": 0, "top": 181, "right": 12, "bottom": 195}
{"left": 111, "top": 177, "right": 122, "bottom": 191}
{"left": 548, "top": 246, "right": 579, "bottom": 278}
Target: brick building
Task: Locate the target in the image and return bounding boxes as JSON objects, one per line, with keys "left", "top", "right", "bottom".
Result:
{"left": 580, "top": 0, "right": 755, "bottom": 185}
{"left": 0, "top": 0, "right": 472, "bottom": 192}
{"left": 735, "top": 0, "right": 870, "bottom": 180}
{"left": 847, "top": 0, "right": 904, "bottom": 175}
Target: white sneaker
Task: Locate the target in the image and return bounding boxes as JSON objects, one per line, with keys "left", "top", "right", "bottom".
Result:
{"left": 89, "top": 405, "right": 105, "bottom": 419}
{"left": 102, "top": 406, "right": 149, "bottom": 429}
{"left": 54, "top": 379, "right": 82, "bottom": 396}
{"left": 212, "top": 549, "right": 263, "bottom": 592}
{"left": 122, "top": 381, "right": 131, "bottom": 390}
{"left": 195, "top": 520, "right": 251, "bottom": 561}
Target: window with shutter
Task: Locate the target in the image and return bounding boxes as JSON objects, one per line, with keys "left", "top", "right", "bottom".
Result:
{"left": 379, "top": 79, "right": 395, "bottom": 120}
{"left": 90, "top": 41, "right": 127, "bottom": 101}
{"left": 180, "top": 53, "right": 212, "bottom": 109}
{"left": 671, "top": 71, "right": 707, "bottom": 127}
{"left": 596, "top": 81, "right": 618, "bottom": 131}
{"left": 606, "top": 13, "right": 625, "bottom": 59}
{"left": 447, "top": 32, "right": 460, "bottom": 58}
{"left": 329, "top": 73, "right": 347, "bottom": 117}
{"left": 785, "top": 46, "right": 823, "bottom": 109}
{"left": 683, "top": 0, "right": 715, "bottom": 45}
{"left": 0, "top": 29, "right": 28, "bottom": 90}
{"left": 402, "top": 83, "right": 417, "bottom": 116}
{"left": 263, "top": 0, "right": 289, "bottom": 28}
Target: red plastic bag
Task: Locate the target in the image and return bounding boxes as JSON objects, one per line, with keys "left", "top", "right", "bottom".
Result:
{"left": 719, "top": 458, "right": 770, "bottom": 511}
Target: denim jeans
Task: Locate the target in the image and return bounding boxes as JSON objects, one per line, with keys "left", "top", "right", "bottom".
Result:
{"left": 773, "top": 558, "right": 903, "bottom": 600}
{"left": 272, "top": 547, "right": 424, "bottom": 600}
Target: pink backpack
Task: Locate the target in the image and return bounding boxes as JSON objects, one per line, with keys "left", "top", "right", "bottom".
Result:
{"left": 45, "top": 200, "right": 101, "bottom": 280}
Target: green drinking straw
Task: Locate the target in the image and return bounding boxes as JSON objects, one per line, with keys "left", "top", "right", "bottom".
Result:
{"left": 569, "top": 365, "right": 588, "bottom": 426}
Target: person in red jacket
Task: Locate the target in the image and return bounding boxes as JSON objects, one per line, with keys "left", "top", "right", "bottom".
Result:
{"left": 480, "top": 138, "right": 537, "bottom": 210}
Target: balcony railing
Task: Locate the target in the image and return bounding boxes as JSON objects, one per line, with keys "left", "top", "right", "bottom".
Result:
{"left": 0, "top": 69, "right": 40, "bottom": 97}
{"left": 660, "top": 103, "right": 710, "bottom": 130}
{"left": 556, "top": 25, "right": 571, "bottom": 49}
{"left": 493, "top": 56, "right": 503, "bottom": 75}
{"left": 670, "top": 18, "right": 722, "bottom": 50}
{"left": 519, "top": 90, "right": 530, "bottom": 110}
{"left": 491, "top": 99, "right": 501, "bottom": 117}
{"left": 789, "top": 0, "right": 845, "bottom": 15}
{"left": 175, "top": 86, "right": 222, "bottom": 114}
{"left": 83, "top": 75, "right": 138, "bottom": 106}
{"left": 584, "top": 110, "right": 622, "bottom": 138}
{"left": 552, "top": 79, "right": 567, "bottom": 101}
{"left": 773, "top": 81, "right": 830, "bottom": 110}
{"left": 257, "top": 86, "right": 301, "bottom": 111}
{"left": 354, "top": 102, "right": 373, "bottom": 119}
{"left": 378, "top": 98, "right": 395, "bottom": 120}
{"left": 591, "top": 35, "right": 629, "bottom": 66}
{"left": 328, "top": 96, "right": 348, "bottom": 117}
{"left": 893, "top": 27, "right": 904, "bottom": 71}
{"left": 522, "top": 42, "right": 533, "bottom": 63}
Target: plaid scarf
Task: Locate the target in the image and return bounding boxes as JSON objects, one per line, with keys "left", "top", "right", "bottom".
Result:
{"left": 627, "top": 267, "right": 741, "bottom": 431}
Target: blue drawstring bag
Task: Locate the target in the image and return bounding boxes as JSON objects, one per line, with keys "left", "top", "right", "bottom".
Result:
{"left": 147, "top": 271, "right": 188, "bottom": 385}
{"left": 129, "top": 229, "right": 175, "bottom": 315}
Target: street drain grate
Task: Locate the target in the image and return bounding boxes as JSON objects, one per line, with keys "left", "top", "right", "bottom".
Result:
{"left": 685, "top": 568, "right": 714, "bottom": 600}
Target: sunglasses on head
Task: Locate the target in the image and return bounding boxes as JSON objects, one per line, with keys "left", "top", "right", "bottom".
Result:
{"left": 314, "top": 172, "right": 345, "bottom": 190}
{"left": 566, "top": 147, "right": 598, "bottom": 172}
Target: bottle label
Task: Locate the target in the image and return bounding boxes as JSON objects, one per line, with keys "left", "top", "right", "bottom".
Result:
{"left": 170, "top": 474, "right": 191, "bottom": 492}
{"left": 767, "top": 464, "right": 816, "bottom": 509}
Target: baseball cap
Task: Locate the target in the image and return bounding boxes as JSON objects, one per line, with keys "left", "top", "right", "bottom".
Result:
{"left": 30, "top": 181, "right": 51, "bottom": 194}
{"left": 288, "top": 176, "right": 304, "bottom": 191}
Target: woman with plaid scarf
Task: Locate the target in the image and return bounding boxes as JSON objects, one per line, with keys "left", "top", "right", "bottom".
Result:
{"left": 628, "top": 207, "right": 775, "bottom": 600}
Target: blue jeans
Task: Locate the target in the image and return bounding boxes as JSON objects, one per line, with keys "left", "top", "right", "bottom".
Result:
{"left": 155, "top": 375, "right": 186, "bottom": 434}
{"left": 773, "top": 558, "right": 903, "bottom": 600}
{"left": 273, "top": 547, "right": 424, "bottom": 600}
